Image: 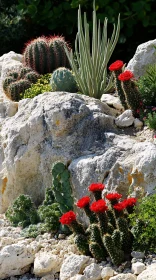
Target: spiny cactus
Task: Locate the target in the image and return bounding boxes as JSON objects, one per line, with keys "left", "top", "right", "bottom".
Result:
{"left": 23, "top": 36, "right": 71, "bottom": 74}
{"left": 8, "top": 71, "right": 19, "bottom": 79}
{"left": 74, "top": 234, "right": 90, "bottom": 255}
{"left": 19, "top": 67, "right": 32, "bottom": 79}
{"left": 117, "top": 217, "right": 133, "bottom": 253}
{"left": 50, "top": 67, "right": 77, "bottom": 93}
{"left": 3, "top": 77, "right": 15, "bottom": 93}
{"left": 89, "top": 223, "right": 108, "bottom": 261}
{"left": 103, "top": 234, "right": 124, "bottom": 266}
{"left": 7, "top": 79, "right": 31, "bottom": 101}
{"left": 52, "top": 162, "right": 74, "bottom": 214}
{"left": 25, "top": 71, "right": 39, "bottom": 83}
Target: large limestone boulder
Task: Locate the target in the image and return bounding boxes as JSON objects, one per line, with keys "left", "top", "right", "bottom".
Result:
{"left": 126, "top": 39, "right": 156, "bottom": 78}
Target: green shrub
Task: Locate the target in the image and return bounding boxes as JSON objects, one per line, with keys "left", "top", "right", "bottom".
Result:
{"left": 129, "top": 193, "right": 156, "bottom": 252}
{"left": 145, "top": 111, "right": 156, "bottom": 130}
{"left": 23, "top": 74, "right": 51, "bottom": 98}
{"left": 137, "top": 64, "right": 156, "bottom": 107}
{"left": 38, "top": 203, "right": 61, "bottom": 232}
{"left": 5, "top": 194, "right": 40, "bottom": 228}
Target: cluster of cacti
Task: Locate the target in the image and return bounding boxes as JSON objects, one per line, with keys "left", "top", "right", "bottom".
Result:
{"left": 3, "top": 66, "right": 40, "bottom": 101}
{"left": 59, "top": 182, "right": 137, "bottom": 266}
{"left": 51, "top": 162, "right": 74, "bottom": 214}
{"left": 109, "top": 60, "right": 144, "bottom": 117}
{"left": 50, "top": 67, "right": 78, "bottom": 93}
{"left": 23, "top": 36, "right": 71, "bottom": 75}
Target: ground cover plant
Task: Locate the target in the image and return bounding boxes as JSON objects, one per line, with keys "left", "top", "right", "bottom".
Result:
{"left": 23, "top": 74, "right": 51, "bottom": 99}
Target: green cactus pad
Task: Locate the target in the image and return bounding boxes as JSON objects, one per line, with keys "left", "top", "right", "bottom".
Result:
{"left": 103, "top": 234, "right": 124, "bottom": 266}
{"left": 89, "top": 242, "right": 107, "bottom": 261}
{"left": 74, "top": 234, "right": 90, "bottom": 255}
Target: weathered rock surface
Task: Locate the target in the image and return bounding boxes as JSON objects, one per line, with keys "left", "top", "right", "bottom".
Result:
{"left": 137, "top": 263, "right": 156, "bottom": 280}
{"left": 101, "top": 94, "right": 124, "bottom": 111}
{"left": 83, "top": 263, "right": 102, "bottom": 280}
{"left": 115, "top": 110, "right": 134, "bottom": 127}
{"left": 126, "top": 39, "right": 156, "bottom": 78}
{"left": 109, "top": 273, "right": 137, "bottom": 280}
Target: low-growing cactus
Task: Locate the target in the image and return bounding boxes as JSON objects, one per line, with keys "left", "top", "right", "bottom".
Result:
{"left": 7, "top": 79, "right": 31, "bottom": 101}
{"left": 25, "top": 71, "right": 39, "bottom": 83}
{"left": 52, "top": 162, "right": 74, "bottom": 214}
{"left": 50, "top": 67, "right": 77, "bottom": 92}
{"left": 103, "top": 234, "right": 124, "bottom": 265}
{"left": 74, "top": 234, "right": 90, "bottom": 255}
{"left": 3, "top": 77, "right": 15, "bottom": 92}
{"left": 19, "top": 67, "right": 32, "bottom": 79}
{"left": 23, "top": 36, "right": 71, "bottom": 74}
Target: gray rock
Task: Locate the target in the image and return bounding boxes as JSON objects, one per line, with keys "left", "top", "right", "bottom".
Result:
{"left": 126, "top": 39, "right": 156, "bottom": 78}
{"left": 131, "top": 252, "right": 145, "bottom": 259}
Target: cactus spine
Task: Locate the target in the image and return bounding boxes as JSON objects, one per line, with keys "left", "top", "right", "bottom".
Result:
{"left": 50, "top": 67, "right": 77, "bottom": 93}
{"left": 103, "top": 234, "right": 124, "bottom": 266}
{"left": 74, "top": 234, "right": 90, "bottom": 255}
{"left": 23, "top": 36, "right": 71, "bottom": 74}
{"left": 113, "top": 70, "right": 128, "bottom": 110}
{"left": 8, "top": 80, "right": 31, "bottom": 101}
{"left": 89, "top": 223, "right": 107, "bottom": 261}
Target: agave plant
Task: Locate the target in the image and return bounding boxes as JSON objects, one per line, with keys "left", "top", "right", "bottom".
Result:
{"left": 65, "top": 3, "right": 120, "bottom": 99}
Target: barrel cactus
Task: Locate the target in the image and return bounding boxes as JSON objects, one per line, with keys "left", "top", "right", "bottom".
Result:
{"left": 23, "top": 36, "right": 71, "bottom": 74}
{"left": 7, "top": 79, "right": 31, "bottom": 101}
{"left": 50, "top": 67, "right": 77, "bottom": 92}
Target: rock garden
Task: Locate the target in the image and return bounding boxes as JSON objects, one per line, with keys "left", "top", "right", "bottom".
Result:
{"left": 0, "top": 4, "right": 156, "bottom": 280}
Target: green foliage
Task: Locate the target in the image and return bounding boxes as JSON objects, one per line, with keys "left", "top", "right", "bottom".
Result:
{"left": 145, "top": 112, "right": 156, "bottom": 130}
{"left": 137, "top": 64, "right": 156, "bottom": 107}
{"left": 129, "top": 193, "right": 156, "bottom": 252}
{"left": 23, "top": 36, "right": 70, "bottom": 74}
{"left": 65, "top": 5, "right": 120, "bottom": 99}
{"left": 50, "top": 67, "right": 78, "bottom": 93}
{"left": 23, "top": 74, "right": 51, "bottom": 98}
{"left": 21, "top": 223, "right": 45, "bottom": 238}
{"left": 38, "top": 203, "right": 61, "bottom": 232}
{"left": 52, "top": 162, "right": 74, "bottom": 213}
{"left": 5, "top": 194, "right": 40, "bottom": 228}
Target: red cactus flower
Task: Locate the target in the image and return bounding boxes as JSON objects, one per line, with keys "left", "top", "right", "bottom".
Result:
{"left": 109, "top": 60, "right": 124, "bottom": 71}
{"left": 59, "top": 211, "right": 76, "bottom": 225}
{"left": 90, "top": 199, "right": 108, "bottom": 213}
{"left": 76, "top": 196, "right": 90, "bottom": 208}
{"left": 123, "top": 197, "right": 137, "bottom": 207}
{"left": 88, "top": 183, "right": 105, "bottom": 192}
{"left": 106, "top": 193, "right": 122, "bottom": 201}
{"left": 113, "top": 201, "right": 126, "bottom": 211}
{"left": 118, "top": 70, "right": 134, "bottom": 81}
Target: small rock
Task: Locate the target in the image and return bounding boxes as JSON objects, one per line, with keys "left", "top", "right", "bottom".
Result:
{"left": 115, "top": 110, "right": 134, "bottom": 127}
{"left": 131, "top": 261, "right": 145, "bottom": 275}
{"left": 101, "top": 266, "right": 114, "bottom": 279}
{"left": 109, "top": 273, "right": 137, "bottom": 279}
{"left": 101, "top": 94, "right": 124, "bottom": 110}
{"left": 70, "top": 275, "right": 87, "bottom": 280}
{"left": 40, "top": 274, "right": 55, "bottom": 280}
{"left": 83, "top": 263, "right": 102, "bottom": 280}
{"left": 137, "top": 263, "right": 156, "bottom": 280}
{"left": 134, "top": 118, "right": 143, "bottom": 129}
{"left": 58, "top": 234, "right": 66, "bottom": 239}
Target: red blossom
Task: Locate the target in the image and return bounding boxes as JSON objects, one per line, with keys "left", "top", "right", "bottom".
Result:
{"left": 90, "top": 199, "right": 108, "bottom": 213}
{"left": 88, "top": 183, "right": 105, "bottom": 192}
{"left": 136, "top": 109, "right": 140, "bottom": 114}
{"left": 118, "top": 70, "right": 134, "bottom": 81}
{"left": 109, "top": 60, "right": 124, "bottom": 71}
{"left": 76, "top": 196, "right": 90, "bottom": 208}
{"left": 59, "top": 211, "right": 76, "bottom": 225}
{"left": 113, "top": 201, "right": 126, "bottom": 211}
{"left": 123, "top": 197, "right": 137, "bottom": 207}
{"left": 106, "top": 193, "right": 122, "bottom": 201}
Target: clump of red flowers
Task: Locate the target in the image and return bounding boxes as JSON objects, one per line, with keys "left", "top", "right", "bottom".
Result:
{"left": 109, "top": 60, "right": 124, "bottom": 71}
{"left": 90, "top": 199, "right": 108, "bottom": 213}
{"left": 88, "top": 183, "right": 105, "bottom": 192}
{"left": 106, "top": 192, "right": 122, "bottom": 201}
{"left": 59, "top": 210, "right": 76, "bottom": 225}
{"left": 118, "top": 70, "right": 134, "bottom": 81}
{"left": 76, "top": 196, "right": 90, "bottom": 208}
{"left": 124, "top": 197, "right": 137, "bottom": 207}
{"left": 113, "top": 201, "right": 126, "bottom": 211}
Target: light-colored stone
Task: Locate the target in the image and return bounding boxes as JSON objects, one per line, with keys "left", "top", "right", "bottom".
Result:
{"left": 0, "top": 240, "right": 40, "bottom": 279}
{"left": 0, "top": 51, "right": 23, "bottom": 79}
{"left": 126, "top": 39, "right": 156, "bottom": 78}
{"left": 137, "top": 263, "right": 156, "bottom": 280}
{"left": 83, "top": 263, "right": 102, "bottom": 280}
{"left": 101, "top": 94, "right": 124, "bottom": 111}
{"left": 40, "top": 274, "right": 55, "bottom": 280}
{"left": 115, "top": 110, "right": 134, "bottom": 127}
{"left": 101, "top": 267, "right": 114, "bottom": 279}
{"left": 132, "top": 262, "right": 146, "bottom": 275}
{"left": 60, "top": 254, "right": 90, "bottom": 280}
{"left": 34, "top": 251, "right": 63, "bottom": 276}
{"left": 131, "top": 251, "right": 145, "bottom": 259}
{"left": 109, "top": 273, "right": 137, "bottom": 280}
{"left": 134, "top": 118, "right": 143, "bottom": 130}
{"left": 70, "top": 275, "right": 87, "bottom": 280}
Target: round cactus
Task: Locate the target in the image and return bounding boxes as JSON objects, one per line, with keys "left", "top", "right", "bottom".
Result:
{"left": 23, "top": 36, "right": 71, "bottom": 74}
{"left": 3, "top": 77, "right": 16, "bottom": 93}
{"left": 50, "top": 67, "right": 77, "bottom": 92}
{"left": 8, "top": 80, "right": 31, "bottom": 101}
{"left": 25, "top": 71, "right": 39, "bottom": 83}
{"left": 8, "top": 71, "right": 19, "bottom": 79}
{"left": 19, "top": 67, "right": 32, "bottom": 79}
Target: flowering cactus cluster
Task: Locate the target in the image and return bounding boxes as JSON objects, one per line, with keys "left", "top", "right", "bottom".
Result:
{"left": 59, "top": 183, "right": 137, "bottom": 265}
{"left": 109, "top": 60, "right": 144, "bottom": 117}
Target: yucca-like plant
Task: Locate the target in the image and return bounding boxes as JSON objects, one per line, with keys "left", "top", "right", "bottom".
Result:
{"left": 65, "top": 3, "right": 120, "bottom": 99}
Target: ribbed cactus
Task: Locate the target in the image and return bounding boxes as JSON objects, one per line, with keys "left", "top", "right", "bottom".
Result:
{"left": 23, "top": 36, "right": 71, "bottom": 74}
{"left": 117, "top": 217, "right": 133, "bottom": 253}
{"left": 3, "top": 66, "right": 40, "bottom": 101}
{"left": 7, "top": 80, "right": 31, "bottom": 101}
{"left": 103, "top": 234, "right": 124, "bottom": 266}
{"left": 74, "top": 234, "right": 90, "bottom": 255}
{"left": 52, "top": 162, "right": 74, "bottom": 214}
{"left": 50, "top": 67, "right": 77, "bottom": 93}
{"left": 89, "top": 223, "right": 107, "bottom": 261}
